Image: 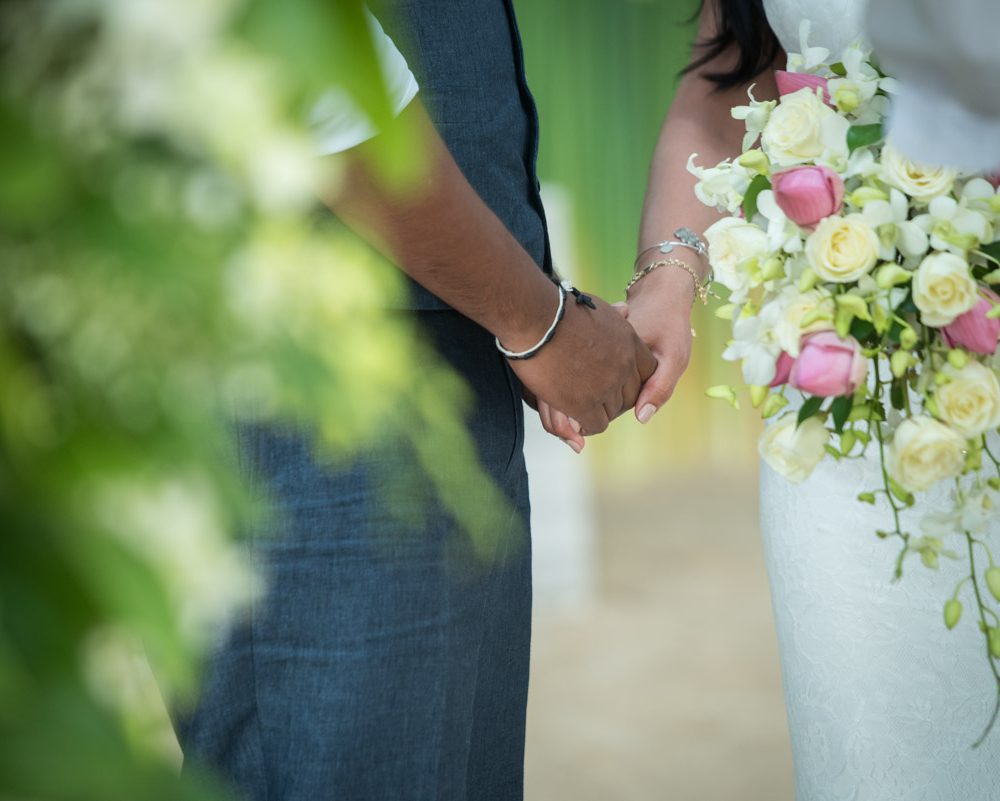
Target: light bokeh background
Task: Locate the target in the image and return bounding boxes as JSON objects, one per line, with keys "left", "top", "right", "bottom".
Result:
{"left": 513, "top": 2, "right": 795, "bottom": 798}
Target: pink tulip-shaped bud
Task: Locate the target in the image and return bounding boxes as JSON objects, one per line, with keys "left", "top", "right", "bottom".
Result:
{"left": 770, "top": 351, "right": 795, "bottom": 386}
{"left": 789, "top": 331, "right": 869, "bottom": 397}
{"left": 774, "top": 71, "right": 832, "bottom": 105}
{"left": 942, "top": 288, "right": 1000, "bottom": 355}
{"left": 987, "top": 173, "right": 1000, "bottom": 190}
{"left": 772, "top": 166, "right": 845, "bottom": 228}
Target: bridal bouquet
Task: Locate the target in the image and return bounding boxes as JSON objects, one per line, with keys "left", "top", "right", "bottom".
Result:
{"left": 695, "top": 25, "right": 1000, "bottom": 738}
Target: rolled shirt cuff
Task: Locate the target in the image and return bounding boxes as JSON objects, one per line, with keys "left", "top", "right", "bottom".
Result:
{"left": 310, "top": 9, "right": 419, "bottom": 156}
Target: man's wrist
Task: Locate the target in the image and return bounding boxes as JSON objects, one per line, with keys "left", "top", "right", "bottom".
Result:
{"left": 491, "top": 272, "right": 563, "bottom": 352}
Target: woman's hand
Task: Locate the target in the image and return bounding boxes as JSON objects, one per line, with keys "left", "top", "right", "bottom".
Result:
{"left": 622, "top": 260, "right": 697, "bottom": 423}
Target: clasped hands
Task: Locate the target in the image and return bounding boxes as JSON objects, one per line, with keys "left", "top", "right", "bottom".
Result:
{"left": 510, "top": 262, "right": 698, "bottom": 452}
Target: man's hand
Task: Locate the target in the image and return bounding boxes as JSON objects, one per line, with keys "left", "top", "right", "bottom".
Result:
{"left": 502, "top": 288, "right": 657, "bottom": 437}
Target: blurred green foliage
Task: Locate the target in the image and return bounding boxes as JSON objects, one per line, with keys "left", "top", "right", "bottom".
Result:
{"left": 0, "top": 2, "right": 507, "bottom": 798}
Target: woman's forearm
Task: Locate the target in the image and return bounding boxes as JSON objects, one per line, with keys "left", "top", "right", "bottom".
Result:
{"left": 638, "top": 3, "right": 780, "bottom": 273}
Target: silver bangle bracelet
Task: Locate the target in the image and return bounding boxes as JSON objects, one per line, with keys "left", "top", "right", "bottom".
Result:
{"left": 634, "top": 227, "right": 710, "bottom": 276}
{"left": 495, "top": 280, "right": 567, "bottom": 361}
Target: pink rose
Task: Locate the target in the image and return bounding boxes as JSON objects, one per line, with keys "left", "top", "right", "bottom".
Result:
{"left": 789, "top": 331, "right": 868, "bottom": 397}
{"left": 770, "top": 351, "right": 795, "bottom": 386}
{"left": 772, "top": 166, "right": 845, "bottom": 228}
{"left": 942, "top": 288, "right": 1000, "bottom": 355}
{"left": 774, "top": 71, "right": 832, "bottom": 105}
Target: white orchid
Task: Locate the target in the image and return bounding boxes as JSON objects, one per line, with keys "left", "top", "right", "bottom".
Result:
{"left": 914, "top": 195, "right": 993, "bottom": 255}
{"left": 722, "top": 300, "right": 784, "bottom": 385}
{"left": 827, "top": 44, "right": 879, "bottom": 115}
{"left": 921, "top": 484, "right": 998, "bottom": 537}
{"left": 687, "top": 154, "right": 753, "bottom": 214}
{"left": 961, "top": 177, "right": 1000, "bottom": 220}
{"left": 756, "top": 189, "right": 805, "bottom": 254}
{"left": 861, "top": 188, "right": 928, "bottom": 261}
{"left": 731, "top": 84, "right": 777, "bottom": 151}
{"left": 785, "top": 20, "right": 830, "bottom": 73}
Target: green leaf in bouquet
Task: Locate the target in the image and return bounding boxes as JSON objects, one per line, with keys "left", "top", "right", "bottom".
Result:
{"left": 893, "top": 290, "right": 918, "bottom": 315}
{"left": 980, "top": 241, "right": 1000, "bottom": 266}
{"left": 847, "top": 123, "right": 884, "bottom": 154}
{"left": 797, "top": 395, "right": 824, "bottom": 427}
{"left": 857, "top": 491, "right": 876, "bottom": 504}
{"left": 831, "top": 395, "right": 853, "bottom": 433}
{"left": 890, "top": 377, "right": 907, "bottom": 409}
{"left": 848, "top": 318, "right": 875, "bottom": 342}
{"left": 829, "top": 62, "right": 848, "bottom": 77}
{"left": 741, "top": 174, "right": 771, "bottom": 222}
{"left": 825, "top": 444, "right": 843, "bottom": 460}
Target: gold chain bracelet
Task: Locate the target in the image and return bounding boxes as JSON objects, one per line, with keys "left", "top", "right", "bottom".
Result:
{"left": 625, "top": 257, "right": 711, "bottom": 305}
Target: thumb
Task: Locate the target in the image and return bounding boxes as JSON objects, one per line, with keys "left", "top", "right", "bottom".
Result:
{"left": 635, "top": 360, "right": 680, "bottom": 424}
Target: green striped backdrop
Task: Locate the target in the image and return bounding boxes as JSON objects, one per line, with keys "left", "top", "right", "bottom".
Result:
{"left": 515, "top": 0, "right": 760, "bottom": 476}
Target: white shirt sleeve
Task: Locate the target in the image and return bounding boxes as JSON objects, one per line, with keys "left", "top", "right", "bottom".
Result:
{"left": 867, "top": 0, "right": 1000, "bottom": 172}
{"left": 310, "top": 8, "right": 419, "bottom": 156}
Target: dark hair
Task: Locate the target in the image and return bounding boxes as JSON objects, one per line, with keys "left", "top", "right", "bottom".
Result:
{"left": 684, "top": 0, "right": 781, "bottom": 89}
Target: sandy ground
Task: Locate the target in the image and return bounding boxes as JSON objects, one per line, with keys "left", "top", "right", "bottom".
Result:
{"left": 525, "top": 470, "right": 796, "bottom": 801}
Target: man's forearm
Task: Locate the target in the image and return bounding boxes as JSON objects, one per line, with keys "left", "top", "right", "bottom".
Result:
{"left": 327, "top": 100, "right": 557, "bottom": 351}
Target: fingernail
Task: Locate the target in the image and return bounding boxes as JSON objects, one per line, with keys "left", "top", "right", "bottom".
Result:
{"left": 638, "top": 404, "right": 657, "bottom": 424}
{"left": 561, "top": 438, "right": 583, "bottom": 454}
{"left": 568, "top": 418, "right": 582, "bottom": 434}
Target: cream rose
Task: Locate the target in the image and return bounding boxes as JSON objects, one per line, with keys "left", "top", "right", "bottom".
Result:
{"left": 880, "top": 144, "right": 956, "bottom": 202}
{"left": 935, "top": 362, "right": 1000, "bottom": 438}
{"left": 887, "top": 416, "right": 966, "bottom": 493}
{"left": 912, "top": 251, "right": 978, "bottom": 326}
{"left": 805, "top": 214, "right": 880, "bottom": 283}
{"left": 759, "top": 414, "right": 829, "bottom": 483}
{"left": 760, "top": 88, "right": 850, "bottom": 166}
{"left": 704, "top": 217, "right": 769, "bottom": 303}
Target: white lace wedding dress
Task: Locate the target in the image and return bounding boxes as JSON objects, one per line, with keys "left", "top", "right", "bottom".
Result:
{"left": 759, "top": 2, "right": 1000, "bottom": 799}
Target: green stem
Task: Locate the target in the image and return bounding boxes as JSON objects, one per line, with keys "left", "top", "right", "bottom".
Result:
{"left": 966, "top": 531, "right": 1000, "bottom": 748}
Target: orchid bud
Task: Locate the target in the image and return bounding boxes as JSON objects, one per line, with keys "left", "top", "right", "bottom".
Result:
{"left": 899, "top": 325, "right": 919, "bottom": 350}
{"left": 847, "top": 186, "right": 889, "bottom": 208}
{"left": 986, "top": 567, "right": 1000, "bottom": 603}
{"left": 890, "top": 349, "right": 913, "bottom": 378}
{"left": 944, "top": 599, "right": 963, "bottom": 630}
{"left": 875, "top": 264, "right": 912, "bottom": 289}
{"left": 947, "top": 349, "right": 969, "bottom": 369}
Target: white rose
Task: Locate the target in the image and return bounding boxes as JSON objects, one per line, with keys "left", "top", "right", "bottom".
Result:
{"left": 704, "top": 217, "right": 769, "bottom": 303}
{"left": 759, "top": 414, "right": 829, "bottom": 483}
{"left": 805, "top": 214, "right": 880, "bottom": 283}
{"left": 912, "top": 251, "right": 978, "bottom": 326}
{"left": 761, "top": 88, "right": 850, "bottom": 167}
{"left": 880, "top": 144, "right": 956, "bottom": 202}
{"left": 887, "top": 416, "right": 966, "bottom": 493}
{"left": 935, "top": 362, "right": 1000, "bottom": 438}
{"left": 774, "top": 288, "right": 835, "bottom": 356}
